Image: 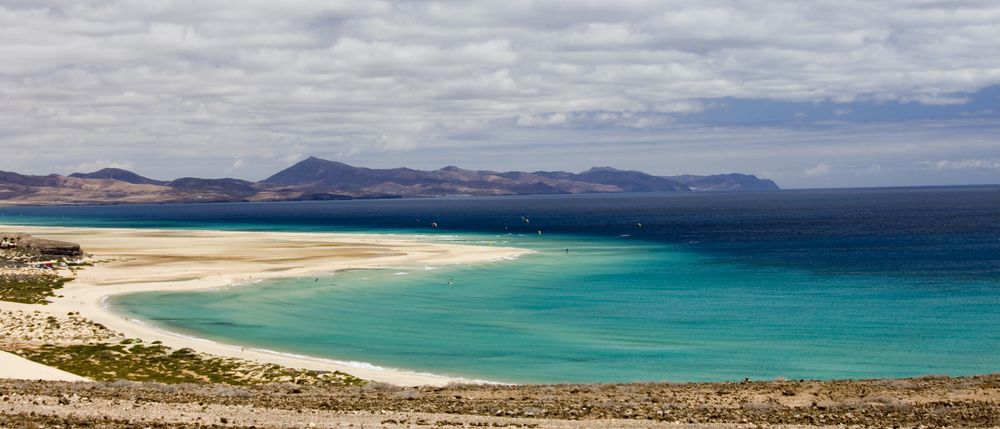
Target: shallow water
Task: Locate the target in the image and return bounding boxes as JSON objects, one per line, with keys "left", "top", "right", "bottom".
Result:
{"left": 5, "top": 187, "right": 1000, "bottom": 383}
{"left": 109, "top": 234, "right": 999, "bottom": 383}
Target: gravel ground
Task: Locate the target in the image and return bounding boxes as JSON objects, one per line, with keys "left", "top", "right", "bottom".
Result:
{"left": 2, "top": 374, "right": 998, "bottom": 428}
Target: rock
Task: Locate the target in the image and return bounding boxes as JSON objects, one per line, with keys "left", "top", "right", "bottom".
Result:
{"left": 1, "top": 233, "right": 83, "bottom": 258}
{"left": 23, "top": 237, "right": 83, "bottom": 258}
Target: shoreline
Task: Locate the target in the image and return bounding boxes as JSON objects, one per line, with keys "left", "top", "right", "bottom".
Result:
{"left": 0, "top": 224, "right": 533, "bottom": 386}
{"left": 101, "top": 295, "right": 504, "bottom": 386}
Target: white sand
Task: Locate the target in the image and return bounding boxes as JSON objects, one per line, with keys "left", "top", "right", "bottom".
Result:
{"left": 0, "top": 350, "right": 88, "bottom": 381}
{"left": 0, "top": 225, "right": 532, "bottom": 386}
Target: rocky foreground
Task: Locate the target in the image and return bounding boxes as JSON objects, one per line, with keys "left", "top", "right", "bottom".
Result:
{"left": 2, "top": 374, "right": 998, "bottom": 428}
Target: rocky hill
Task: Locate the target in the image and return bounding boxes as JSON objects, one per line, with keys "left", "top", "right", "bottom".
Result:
{"left": 262, "top": 157, "right": 777, "bottom": 196}
{"left": 0, "top": 157, "right": 778, "bottom": 205}
{"left": 0, "top": 233, "right": 82, "bottom": 259}
{"left": 668, "top": 173, "right": 782, "bottom": 192}
{"left": 68, "top": 168, "right": 165, "bottom": 186}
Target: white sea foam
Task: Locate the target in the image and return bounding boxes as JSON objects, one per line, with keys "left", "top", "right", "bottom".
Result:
{"left": 169, "top": 332, "right": 218, "bottom": 344}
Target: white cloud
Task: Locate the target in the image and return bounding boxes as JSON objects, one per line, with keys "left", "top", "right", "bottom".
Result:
{"left": 905, "top": 95, "right": 972, "bottom": 105}
{"left": 281, "top": 153, "right": 304, "bottom": 164}
{"left": 920, "top": 159, "right": 1000, "bottom": 170}
{"left": 855, "top": 164, "right": 883, "bottom": 176}
{"left": 516, "top": 113, "right": 568, "bottom": 126}
{"left": 804, "top": 162, "right": 833, "bottom": 177}
{"left": 71, "top": 160, "right": 135, "bottom": 173}
{"left": 0, "top": 1, "right": 999, "bottom": 183}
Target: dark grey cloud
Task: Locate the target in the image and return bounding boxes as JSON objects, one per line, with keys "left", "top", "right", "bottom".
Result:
{"left": 1, "top": 0, "right": 999, "bottom": 187}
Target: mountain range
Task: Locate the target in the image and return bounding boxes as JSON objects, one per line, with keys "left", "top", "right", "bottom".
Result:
{"left": 0, "top": 157, "right": 778, "bottom": 205}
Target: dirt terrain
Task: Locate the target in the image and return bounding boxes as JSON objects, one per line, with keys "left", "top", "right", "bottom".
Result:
{"left": 1, "top": 373, "right": 998, "bottom": 428}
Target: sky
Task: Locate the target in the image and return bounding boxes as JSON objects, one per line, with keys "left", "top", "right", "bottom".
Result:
{"left": 1, "top": 1, "right": 999, "bottom": 188}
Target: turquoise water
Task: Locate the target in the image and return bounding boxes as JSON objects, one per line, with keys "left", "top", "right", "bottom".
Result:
{"left": 5, "top": 189, "right": 999, "bottom": 383}
{"left": 112, "top": 233, "right": 999, "bottom": 384}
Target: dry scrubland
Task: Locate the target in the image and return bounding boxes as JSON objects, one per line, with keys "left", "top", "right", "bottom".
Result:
{"left": 0, "top": 309, "right": 363, "bottom": 387}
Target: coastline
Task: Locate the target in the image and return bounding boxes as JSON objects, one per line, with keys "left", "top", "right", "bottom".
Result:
{"left": 0, "top": 224, "right": 532, "bottom": 386}
{"left": 2, "top": 226, "right": 1000, "bottom": 428}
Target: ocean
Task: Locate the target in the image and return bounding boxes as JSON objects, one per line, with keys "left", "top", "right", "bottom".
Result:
{"left": 2, "top": 186, "right": 999, "bottom": 383}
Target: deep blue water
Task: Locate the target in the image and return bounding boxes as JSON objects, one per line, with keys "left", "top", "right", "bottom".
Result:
{"left": 2, "top": 187, "right": 999, "bottom": 383}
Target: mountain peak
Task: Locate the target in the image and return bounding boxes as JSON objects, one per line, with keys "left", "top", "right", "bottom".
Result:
{"left": 263, "top": 157, "right": 364, "bottom": 187}
{"left": 575, "top": 167, "right": 689, "bottom": 192}
{"left": 581, "top": 166, "right": 624, "bottom": 174}
{"left": 294, "top": 156, "right": 352, "bottom": 168}
{"left": 69, "top": 168, "right": 163, "bottom": 185}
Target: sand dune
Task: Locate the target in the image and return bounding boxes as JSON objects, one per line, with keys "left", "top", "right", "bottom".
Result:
{"left": 0, "top": 350, "right": 87, "bottom": 382}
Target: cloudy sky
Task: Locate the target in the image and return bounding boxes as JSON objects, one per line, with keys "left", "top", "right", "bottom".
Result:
{"left": 1, "top": 0, "right": 999, "bottom": 188}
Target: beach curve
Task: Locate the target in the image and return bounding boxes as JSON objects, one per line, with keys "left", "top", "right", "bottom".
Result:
{"left": 0, "top": 224, "right": 533, "bottom": 386}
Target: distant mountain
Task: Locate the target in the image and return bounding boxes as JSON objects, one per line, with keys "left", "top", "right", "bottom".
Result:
{"left": 0, "top": 171, "right": 63, "bottom": 188}
{"left": 572, "top": 167, "right": 689, "bottom": 192}
{"left": 0, "top": 157, "right": 779, "bottom": 205}
{"left": 262, "top": 157, "right": 619, "bottom": 196}
{"left": 0, "top": 169, "right": 182, "bottom": 205}
{"left": 667, "top": 174, "right": 780, "bottom": 192}
{"left": 264, "top": 157, "right": 434, "bottom": 189}
{"left": 263, "top": 158, "right": 778, "bottom": 195}
{"left": 69, "top": 168, "right": 165, "bottom": 185}
{"left": 168, "top": 178, "right": 259, "bottom": 198}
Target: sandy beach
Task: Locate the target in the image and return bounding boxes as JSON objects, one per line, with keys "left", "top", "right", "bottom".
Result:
{"left": 0, "top": 224, "right": 531, "bottom": 386}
